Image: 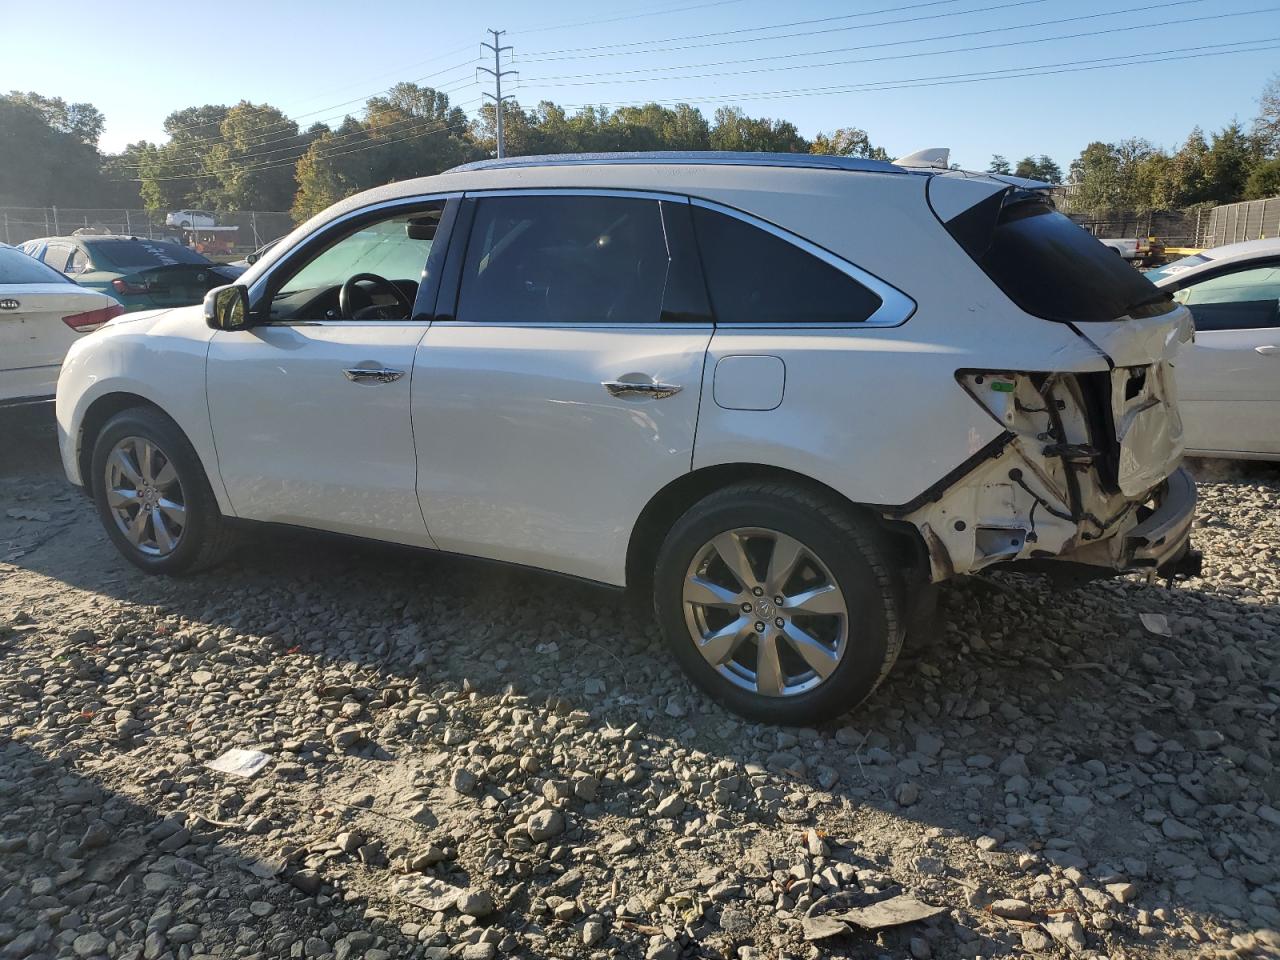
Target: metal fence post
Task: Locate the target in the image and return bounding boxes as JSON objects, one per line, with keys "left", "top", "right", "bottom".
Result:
{"left": 44, "top": 209, "right": 50, "bottom": 234}
{"left": 52, "top": 206, "right": 59, "bottom": 235}
{"left": 2, "top": 212, "right": 8, "bottom": 245}
{"left": 125, "top": 209, "right": 131, "bottom": 235}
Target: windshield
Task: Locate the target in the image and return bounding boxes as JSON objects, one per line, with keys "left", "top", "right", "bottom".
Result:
{"left": 280, "top": 215, "right": 434, "bottom": 296}
{"left": 0, "top": 246, "right": 72, "bottom": 284}
{"left": 1145, "top": 253, "right": 1210, "bottom": 283}
{"left": 88, "top": 239, "right": 209, "bottom": 270}
{"left": 940, "top": 189, "right": 1174, "bottom": 323}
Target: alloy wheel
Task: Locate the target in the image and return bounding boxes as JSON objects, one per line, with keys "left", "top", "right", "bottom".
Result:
{"left": 681, "top": 527, "right": 849, "bottom": 697}
{"left": 104, "top": 436, "right": 187, "bottom": 557}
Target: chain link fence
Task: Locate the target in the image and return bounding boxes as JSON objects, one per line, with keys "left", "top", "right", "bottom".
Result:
{"left": 0, "top": 207, "right": 296, "bottom": 257}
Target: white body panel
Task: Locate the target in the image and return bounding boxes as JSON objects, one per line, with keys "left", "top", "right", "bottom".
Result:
{"left": 206, "top": 323, "right": 433, "bottom": 546}
{"left": 1178, "top": 328, "right": 1280, "bottom": 458}
{"left": 0, "top": 283, "right": 114, "bottom": 403}
{"left": 56, "top": 156, "right": 1197, "bottom": 590}
{"left": 412, "top": 324, "right": 711, "bottom": 583}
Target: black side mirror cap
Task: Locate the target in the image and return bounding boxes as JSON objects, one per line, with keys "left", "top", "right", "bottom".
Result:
{"left": 204, "top": 284, "right": 252, "bottom": 331}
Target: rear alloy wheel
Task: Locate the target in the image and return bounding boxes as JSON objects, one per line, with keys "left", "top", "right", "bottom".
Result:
{"left": 655, "top": 482, "right": 904, "bottom": 724}
{"left": 91, "top": 407, "right": 236, "bottom": 574}
{"left": 682, "top": 528, "right": 848, "bottom": 698}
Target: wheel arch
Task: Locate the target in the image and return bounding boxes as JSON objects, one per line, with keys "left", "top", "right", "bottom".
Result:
{"left": 625, "top": 462, "right": 928, "bottom": 600}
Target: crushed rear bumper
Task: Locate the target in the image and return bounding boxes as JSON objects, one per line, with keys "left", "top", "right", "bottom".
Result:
{"left": 1122, "top": 466, "right": 1200, "bottom": 577}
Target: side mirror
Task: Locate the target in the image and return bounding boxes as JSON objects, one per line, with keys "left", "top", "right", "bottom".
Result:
{"left": 204, "top": 284, "right": 251, "bottom": 331}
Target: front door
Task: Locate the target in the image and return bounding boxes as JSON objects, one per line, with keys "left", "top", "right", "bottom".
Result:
{"left": 1172, "top": 260, "right": 1280, "bottom": 457}
{"left": 413, "top": 192, "right": 713, "bottom": 584}
{"left": 206, "top": 202, "right": 450, "bottom": 545}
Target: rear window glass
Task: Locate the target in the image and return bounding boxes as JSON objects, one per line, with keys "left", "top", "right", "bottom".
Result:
{"left": 0, "top": 247, "right": 71, "bottom": 284}
{"left": 941, "top": 190, "right": 1174, "bottom": 323}
{"left": 692, "top": 205, "right": 882, "bottom": 324}
{"left": 87, "top": 240, "right": 208, "bottom": 270}
{"left": 1144, "top": 253, "right": 1209, "bottom": 283}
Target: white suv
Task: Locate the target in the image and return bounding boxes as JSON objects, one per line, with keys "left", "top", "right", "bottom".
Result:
{"left": 56, "top": 152, "right": 1198, "bottom": 723}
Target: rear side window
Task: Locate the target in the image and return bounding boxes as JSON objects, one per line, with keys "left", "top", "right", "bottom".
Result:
{"left": 42, "top": 242, "right": 75, "bottom": 272}
{"left": 1172, "top": 263, "right": 1280, "bottom": 331}
{"left": 88, "top": 240, "right": 207, "bottom": 269}
{"left": 456, "top": 194, "right": 702, "bottom": 325}
{"left": 0, "top": 247, "right": 71, "bottom": 284}
{"left": 691, "top": 205, "right": 882, "bottom": 324}
{"left": 941, "top": 189, "right": 1173, "bottom": 323}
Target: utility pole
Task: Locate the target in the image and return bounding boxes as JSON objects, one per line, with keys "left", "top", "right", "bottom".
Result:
{"left": 479, "top": 29, "right": 518, "bottom": 159}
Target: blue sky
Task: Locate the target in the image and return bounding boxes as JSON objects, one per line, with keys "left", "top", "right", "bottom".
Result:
{"left": 3, "top": 0, "right": 1277, "bottom": 171}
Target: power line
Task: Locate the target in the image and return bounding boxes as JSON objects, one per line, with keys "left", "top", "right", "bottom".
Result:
{"left": 555, "top": 37, "right": 1280, "bottom": 108}
{"left": 521, "top": 0, "right": 1049, "bottom": 59}
{"left": 479, "top": 29, "right": 519, "bottom": 158}
{"left": 520, "top": 3, "right": 1270, "bottom": 87}
{"left": 515, "top": 0, "right": 754, "bottom": 36}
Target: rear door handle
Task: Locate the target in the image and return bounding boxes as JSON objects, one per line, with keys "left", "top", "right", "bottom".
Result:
{"left": 343, "top": 367, "right": 405, "bottom": 384}
{"left": 1256, "top": 345, "right": 1278, "bottom": 356}
{"left": 602, "top": 379, "right": 683, "bottom": 400}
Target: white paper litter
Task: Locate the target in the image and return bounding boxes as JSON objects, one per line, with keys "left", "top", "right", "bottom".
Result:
{"left": 1139, "top": 613, "right": 1172, "bottom": 637}
{"left": 205, "top": 749, "right": 271, "bottom": 778}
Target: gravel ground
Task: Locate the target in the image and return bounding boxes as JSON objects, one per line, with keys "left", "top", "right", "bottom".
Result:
{"left": 1, "top": 404, "right": 1278, "bottom": 960}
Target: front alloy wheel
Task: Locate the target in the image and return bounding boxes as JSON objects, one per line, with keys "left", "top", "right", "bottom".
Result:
{"left": 104, "top": 436, "right": 187, "bottom": 556}
{"left": 683, "top": 528, "right": 848, "bottom": 697}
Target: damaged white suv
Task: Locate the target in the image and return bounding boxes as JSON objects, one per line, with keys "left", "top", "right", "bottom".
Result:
{"left": 56, "top": 152, "right": 1198, "bottom": 724}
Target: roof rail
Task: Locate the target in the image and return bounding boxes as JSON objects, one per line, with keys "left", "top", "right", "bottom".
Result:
{"left": 445, "top": 151, "right": 905, "bottom": 175}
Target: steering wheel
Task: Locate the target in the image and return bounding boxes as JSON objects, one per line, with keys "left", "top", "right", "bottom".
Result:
{"left": 338, "top": 273, "right": 413, "bottom": 320}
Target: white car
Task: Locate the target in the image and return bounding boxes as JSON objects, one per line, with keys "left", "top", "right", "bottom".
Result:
{"left": 1148, "top": 237, "right": 1280, "bottom": 460}
{"left": 165, "top": 210, "right": 216, "bottom": 229}
{"left": 56, "top": 152, "right": 1198, "bottom": 723}
{"left": 0, "top": 243, "right": 123, "bottom": 406}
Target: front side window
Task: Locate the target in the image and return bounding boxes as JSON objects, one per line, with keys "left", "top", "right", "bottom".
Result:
{"left": 455, "top": 194, "right": 676, "bottom": 325}
{"left": 268, "top": 204, "right": 444, "bottom": 321}
{"left": 690, "top": 205, "right": 883, "bottom": 324}
{"left": 1172, "top": 262, "right": 1280, "bottom": 331}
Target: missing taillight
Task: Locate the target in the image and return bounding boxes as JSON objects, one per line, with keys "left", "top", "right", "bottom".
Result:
{"left": 63, "top": 304, "right": 126, "bottom": 332}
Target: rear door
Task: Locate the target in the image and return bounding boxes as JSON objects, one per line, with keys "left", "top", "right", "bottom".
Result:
{"left": 412, "top": 190, "right": 713, "bottom": 585}
{"left": 1171, "top": 259, "right": 1280, "bottom": 456}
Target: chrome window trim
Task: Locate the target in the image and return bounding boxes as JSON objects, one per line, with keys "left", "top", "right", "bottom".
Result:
{"left": 462, "top": 187, "right": 689, "bottom": 204}
{"left": 246, "top": 193, "right": 461, "bottom": 306}
{"left": 689, "top": 197, "right": 917, "bottom": 329}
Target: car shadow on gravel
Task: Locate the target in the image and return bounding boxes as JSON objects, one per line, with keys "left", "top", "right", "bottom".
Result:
{"left": 3, "top": 428, "right": 1278, "bottom": 955}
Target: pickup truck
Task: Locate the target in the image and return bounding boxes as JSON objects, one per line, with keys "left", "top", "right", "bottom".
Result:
{"left": 1099, "top": 236, "right": 1165, "bottom": 266}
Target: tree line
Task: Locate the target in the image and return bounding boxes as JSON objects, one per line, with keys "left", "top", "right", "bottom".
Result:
{"left": 2, "top": 76, "right": 1278, "bottom": 225}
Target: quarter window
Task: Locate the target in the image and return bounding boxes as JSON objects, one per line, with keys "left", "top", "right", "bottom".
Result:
{"left": 690, "top": 205, "right": 882, "bottom": 324}
{"left": 455, "top": 195, "right": 678, "bottom": 325}
{"left": 1172, "top": 263, "right": 1280, "bottom": 331}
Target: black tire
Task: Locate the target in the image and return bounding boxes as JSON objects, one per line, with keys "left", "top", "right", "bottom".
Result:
{"left": 653, "top": 481, "right": 905, "bottom": 725}
{"left": 90, "top": 406, "right": 236, "bottom": 575}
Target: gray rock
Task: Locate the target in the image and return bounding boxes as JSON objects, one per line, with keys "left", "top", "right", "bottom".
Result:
{"left": 527, "top": 809, "right": 565, "bottom": 842}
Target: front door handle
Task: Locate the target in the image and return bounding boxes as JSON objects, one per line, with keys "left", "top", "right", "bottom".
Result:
{"left": 1256, "top": 345, "right": 1278, "bottom": 356}
{"left": 343, "top": 367, "right": 405, "bottom": 384}
{"left": 602, "top": 379, "right": 683, "bottom": 400}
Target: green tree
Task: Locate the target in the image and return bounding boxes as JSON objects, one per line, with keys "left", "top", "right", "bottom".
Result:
{"left": 1244, "top": 157, "right": 1280, "bottom": 199}
{"left": 1254, "top": 73, "right": 1280, "bottom": 158}
{"left": 709, "top": 107, "right": 808, "bottom": 153}
{"left": 204, "top": 101, "right": 300, "bottom": 210}
{"left": 1204, "top": 121, "right": 1260, "bottom": 203}
{"left": 987, "top": 155, "right": 1011, "bottom": 174}
{"left": 0, "top": 92, "right": 105, "bottom": 205}
{"left": 1014, "top": 155, "right": 1063, "bottom": 183}
{"left": 810, "top": 127, "right": 888, "bottom": 159}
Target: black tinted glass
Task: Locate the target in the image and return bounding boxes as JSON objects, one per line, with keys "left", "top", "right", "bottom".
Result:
{"left": 0, "top": 247, "right": 71, "bottom": 283}
{"left": 457, "top": 195, "right": 671, "bottom": 324}
{"left": 691, "top": 205, "right": 882, "bottom": 324}
{"left": 88, "top": 240, "right": 208, "bottom": 269}
{"left": 945, "top": 192, "right": 1174, "bottom": 323}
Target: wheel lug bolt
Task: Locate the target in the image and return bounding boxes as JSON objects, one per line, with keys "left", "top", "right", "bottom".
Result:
{"left": 775, "top": 617, "right": 784, "bottom": 627}
{"left": 754, "top": 621, "right": 765, "bottom": 632}
{"left": 741, "top": 602, "right": 752, "bottom": 613}
{"left": 752, "top": 587, "right": 763, "bottom": 597}
{"left": 774, "top": 596, "right": 784, "bottom": 605}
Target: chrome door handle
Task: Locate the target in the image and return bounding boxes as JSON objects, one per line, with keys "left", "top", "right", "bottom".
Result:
{"left": 1256, "top": 345, "right": 1278, "bottom": 356}
{"left": 343, "top": 367, "right": 405, "bottom": 384}
{"left": 602, "top": 379, "right": 683, "bottom": 400}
